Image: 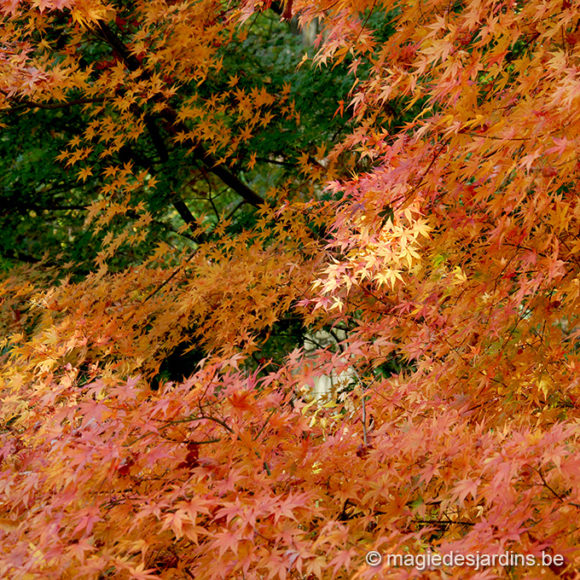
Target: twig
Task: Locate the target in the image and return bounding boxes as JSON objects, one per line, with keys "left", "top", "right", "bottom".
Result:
{"left": 254, "top": 408, "right": 277, "bottom": 441}
{"left": 141, "top": 249, "right": 198, "bottom": 303}
{"left": 535, "top": 467, "right": 578, "bottom": 507}
{"left": 159, "top": 414, "right": 234, "bottom": 434}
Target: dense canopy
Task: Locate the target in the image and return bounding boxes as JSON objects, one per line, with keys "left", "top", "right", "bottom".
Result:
{"left": 0, "top": 0, "right": 578, "bottom": 578}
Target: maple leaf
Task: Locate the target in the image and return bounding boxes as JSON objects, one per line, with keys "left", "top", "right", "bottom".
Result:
{"left": 162, "top": 510, "right": 189, "bottom": 539}
{"left": 77, "top": 166, "right": 93, "bottom": 182}
{"left": 452, "top": 478, "right": 480, "bottom": 506}
{"left": 125, "top": 563, "right": 159, "bottom": 580}
{"left": 72, "top": 506, "right": 102, "bottom": 536}
{"left": 214, "top": 530, "right": 239, "bottom": 557}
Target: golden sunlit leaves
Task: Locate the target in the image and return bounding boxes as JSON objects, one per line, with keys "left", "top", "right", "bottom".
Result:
{"left": 70, "top": 0, "right": 115, "bottom": 28}
{"left": 0, "top": 0, "right": 578, "bottom": 577}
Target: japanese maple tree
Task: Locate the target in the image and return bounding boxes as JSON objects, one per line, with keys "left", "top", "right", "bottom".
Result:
{"left": 0, "top": 0, "right": 578, "bottom": 578}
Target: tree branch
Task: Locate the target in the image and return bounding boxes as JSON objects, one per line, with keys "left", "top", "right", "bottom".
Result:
{"left": 3, "top": 95, "right": 103, "bottom": 112}
{"left": 92, "top": 22, "right": 266, "bottom": 207}
{"left": 1, "top": 248, "right": 42, "bottom": 263}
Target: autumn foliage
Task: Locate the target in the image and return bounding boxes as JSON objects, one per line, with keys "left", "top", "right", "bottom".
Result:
{"left": 0, "top": 0, "right": 579, "bottom": 578}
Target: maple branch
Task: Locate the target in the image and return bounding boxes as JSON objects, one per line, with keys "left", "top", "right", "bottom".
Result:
{"left": 142, "top": 248, "right": 198, "bottom": 303}
{"left": 337, "top": 499, "right": 355, "bottom": 521}
{"left": 392, "top": 139, "right": 450, "bottom": 210}
{"left": 207, "top": 192, "right": 220, "bottom": 221}
{"left": 413, "top": 519, "right": 475, "bottom": 527}
{"left": 224, "top": 200, "right": 247, "bottom": 222}
{"left": 253, "top": 408, "right": 277, "bottom": 441}
{"left": 351, "top": 0, "right": 378, "bottom": 47}
{"left": 0, "top": 201, "right": 88, "bottom": 213}
{"left": 141, "top": 112, "right": 170, "bottom": 164}
{"left": 91, "top": 22, "right": 266, "bottom": 208}
{"left": 160, "top": 413, "right": 234, "bottom": 434}
{"left": 327, "top": 327, "right": 346, "bottom": 352}
{"left": 118, "top": 143, "right": 202, "bottom": 235}
{"left": 535, "top": 467, "right": 578, "bottom": 507}
{"left": 121, "top": 106, "right": 202, "bottom": 229}
{"left": 91, "top": 21, "right": 141, "bottom": 70}
{"left": 459, "top": 130, "right": 530, "bottom": 142}
{"left": 140, "top": 215, "right": 199, "bottom": 244}
{"left": 1, "top": 248, "right": 42, "bottom": 263}
{"left": 90, "top": 21, "right": 258, "bottom": 223}
{"left": 255, "top": 156, "right": 295, "bottom": 167}
{"left": 351, "top": 367, "right": 369, "bottom": 446}
{"left": 4, "top": 95, "right": 103, "bottom": 112}
{"left": 168, "top": 191, "right": 197, "bottom": 229}
{"left": 198, "top": 148, "right": 265, "bottom": 207}
{"left": 361, "top": 393, "right": 368, "bottom": 446}
{"left": 334, "top": 503, "right": 476, "bottom": 527}
{"left": 161, "top": 434, "right": 222, "bottom": 444}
